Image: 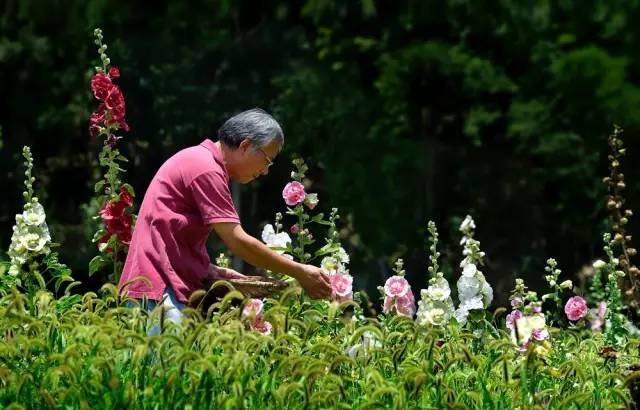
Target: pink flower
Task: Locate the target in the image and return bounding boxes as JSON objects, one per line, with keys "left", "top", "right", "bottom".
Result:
{"left": 383, "top": 288, "right": 415, "bottom": 317}
{"left": 591, "top": 301, "right": 607, "bottom": 331}
{"left": 395, "top": 289, "right": 416, "bottom": 317}
{"left": 564, "top": 296, "right": 588, "bottom": 321}
{"left": 242, "top": 298, "right": 264, "bottom": 319}
{"left": 250, "top": 317, "right": 272, "bottom": 335}
{"left": 282, "top": 181, "right": 306, "bottom": 206}
{"left": 510, "top": 298, "right": 522, "bottom": 308}
{"left": 290, "top": 224, "right": 299, "bottom": 234}
{"left": 384, "top": 276, "right": 410, "bottom": 298}
{"left": 506, "top": 309, "right": 523, "bottom": 330}
{"left": 531, "top": 304, "right": 542, "bottom": 313}
{"left": 531, "top": 328, "right": 549, "bottom": 341}
{"left": 108, "top": 67, "right": 120, "bottom": 78}
{"left": 330, "top": 272, "right": 353, "bottom": 301}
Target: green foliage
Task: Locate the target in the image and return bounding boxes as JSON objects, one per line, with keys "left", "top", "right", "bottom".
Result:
{"left": 0, "top": 286, "right": 636, "bottom": 409}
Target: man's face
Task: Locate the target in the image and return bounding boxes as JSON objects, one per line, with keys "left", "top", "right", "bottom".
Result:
{"left": 235, "top": 138, "right": 280, "bottom": 184}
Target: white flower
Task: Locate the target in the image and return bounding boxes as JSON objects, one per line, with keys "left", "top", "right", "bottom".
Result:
{"left": 8, "top": 264, "right": 20, "bottom": 276}
{"left": 462, "top": 263, "right": 477, "bottom": 277}
{"left": 481, "top": 281, "right": 493, "bottom": 306}
{"left": 418, "top": 307, "right": 446, "bottom": 326}
{"left": 559, "top": 280, "right": 573, "bottom": 289}
{"left": 457, "top": 276, "right": 480, "bottom": 300}
{"left": 459, "top": 215, "right": 476, "bottom": 231}
{"left": 459, "top": 256, "right": 473, "bottom": 268}
{"left": 454, "top": 308, "right": 469, "bottom": 325}
{"left": 321, "top": 256, "right": 342, "bottom": 273}
{"left": 261, "top": 224, "right": 292, "bottom": 254}
{"left": 335, "top": 247, "right": 350, "bottom": 264}
{"left": 23, "top": 202, "right": 46, "bottom": 226}
{"left": 460, "top": 296, "right": 484, "bottom": 311}
{"left": 426, "top": 278, "right": 451, "bottom": 301}
{"left": 511, "top": 314, "right": 546, "bottom": 345}
{"left": 592, "top": 260, "right": 606, "bottom": 269}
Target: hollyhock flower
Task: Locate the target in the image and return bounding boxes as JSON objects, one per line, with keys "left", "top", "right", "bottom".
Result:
{"left": 242, "top": 298, "right": 264, "bottom": 320}
{"left": 108, "top": 66, "right": 120, "bottom": 78}
{"left": 454, "top": 308, "right": 469, "bottom": 325}
{"left": 303, "top": 193, "right": 319, "bottom": 209}
{"left": 105, "top": 85, "right": 125, "bottom": 112}
{"left": 510, "top": 314, "right": 546, "bottom": 346}
{"left": 564, "top": 296, "right": 588, "bottom": 321}
{"left": 282, "top": 181, "right": 306, "bottom": 206}
{"left": 459, "top": 215, "right": 476, "bottom": 231}
{"left": 90, "top": 72, "right": 113, "bottom": 101}
{"left": 290, "top": 224, "right": 299, "bottom": 234}
{"left": 531, "top": 328, "right": 549, "bottom": 341}
{"left": 426, "top": 279, "right": 451, "bottom": 301}
{"left": 384, "top": 276, "right": 410, "bottom": 298}
{"left": 105, "top": 134, "right": 122, "bottom": 148}
{"left": 590, "top": 301, "right": 607, "bottom": 331}
{"left": 506, "top": 309, "right": 523, "bottom": 330}
{"left": 457, "top": 276, "right": 480, "bottom": 300}
{"left": 592, "top": 260, "right": 606, "bottom": 269}
{"left": 531, "top": 304, "right": 542, "bottom": 313}
{"left": 335, "top": 247, "right": 350, "bottom": 264}
{"left": 481, "top": 281, "right": 494, "bottom": 306}
{"left": 250, "top": 318, "right": 272, "bottom": 335}
{"left": 395, "top": 289, "right": 416, "bottom": 317}
{"left": 23, "top": 203, "right": 46, "bottom": 226}
{"left": 460, "top": 296, "right": 483, "bottom": 311}
{"left": 510, "top": 297, "right": 522, "bottom": 308}
{"left": 330, "top": 272, "right": 353, "bottom": 299}
{"left": 462, "top": 263, "right": 477, "bottom": 277}
{"left": 261, "top": 224, "right": 292, "bottom": 254}
{"left": 119, "top": 186, "right": 134, "bottom": 207}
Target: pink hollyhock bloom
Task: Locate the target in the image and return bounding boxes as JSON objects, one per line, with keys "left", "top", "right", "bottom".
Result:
{"left": 530, "top": 304, "right": 542, "bottom": 313}
{"left": 383, "top": 295, "right": 392, "bottom": 314}
{"left": 108, "top": 67, "right": 120, "bottom": 78}
{"left": 282, "top": 181, "right": 306, "bottom": 206}
{"left": 395, "top": 288, "right": 416, "bottom": 317}
{"left": 531, "top": 328, "right": 549, "bottom": 341}
{"left": 565, "top": 296, "right": 588, "bottom": 321}
{"left": 242, "top": 299, "right": 264, "bottom": 319}
{"left": 510, "top": 297, "right": 522, "bottom": 308}
{"left": 591, "top": 301, "right": 607, "bottom": 331}
{"left": 290, "top": 224, "right": 299, "bottom": 234}
{"left": 91, "top": 72, "right": 112, "bottom": 101}
{"left": 506, "top": 309, "right": 523, "bottom": 330}
{"left": 250, "top": 318, "right": 272, "bottom": 335}
{"left": 330, "top": 272, "right": 353, "bottom": 299}
{"left": 384, "top": 276, "right": 410, "bottom": 298}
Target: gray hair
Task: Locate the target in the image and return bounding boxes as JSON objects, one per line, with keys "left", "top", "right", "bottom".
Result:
{"left": 218, "top": 108, "right": 284, "bottom": 150}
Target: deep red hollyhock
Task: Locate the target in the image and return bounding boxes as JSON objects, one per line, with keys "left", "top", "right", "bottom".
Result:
{"left": 91, "top": 72, "right": 113, "bottom": 101}
{"left": 99, "top": 200, "right": 127, "bottom": 221}
{"left": 119, "top": 186, "right": 134, "bottom": 207}
{"left": 105, "top": 85, "right": 125, "bottom": 111}
{"left": 108, "top": 67, "right": 120, "bottom": 78}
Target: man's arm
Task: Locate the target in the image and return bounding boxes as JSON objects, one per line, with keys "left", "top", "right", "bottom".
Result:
{"left": 211, "top": 222, "right": 332, "bottom": 299}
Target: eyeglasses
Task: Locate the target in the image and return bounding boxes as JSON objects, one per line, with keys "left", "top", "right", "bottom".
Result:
{"left": 257, "top": 147, "right": 274, "bottom": 169}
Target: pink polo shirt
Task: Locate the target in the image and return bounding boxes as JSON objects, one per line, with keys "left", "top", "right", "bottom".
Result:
{"left": 118, "top": 139, "right": 240, "bottom": 303}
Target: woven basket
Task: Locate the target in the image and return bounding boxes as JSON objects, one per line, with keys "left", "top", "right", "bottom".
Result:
{"left": 187, "top": 275, "right": 289, "bottom": 313}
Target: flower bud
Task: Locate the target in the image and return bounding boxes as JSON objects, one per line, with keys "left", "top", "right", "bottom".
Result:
{"left": 607, "top": 200, "right": 616, "bottom": 209}
{"left": 592, "top": 260, "right": 606, "bottom": 269}
{"left": 628, "top": 248, "right": 637, "bottom": 256}
{"left": 625, "top": 209, "right": 633, "bottom": 217}
{"left": 617, "top": 181, "right": 626, "bottom": 189}
{"left": 621, "top": 217, "right": 629, "bottom": 225}
{"left": 559, "top": 280, "right": 573, "bottom": 289}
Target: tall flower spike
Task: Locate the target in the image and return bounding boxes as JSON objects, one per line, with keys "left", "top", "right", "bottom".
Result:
{"left": 416, "top": 221, "right": 455, "bottom": 327}
{"left": 455, "top": 215, "right": 493, "bottom": 326}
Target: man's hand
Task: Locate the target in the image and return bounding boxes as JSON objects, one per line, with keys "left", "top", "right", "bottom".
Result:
{"left": 208, "top": 264, "right": 247, "bottom": 280}
{"left": 296, "top": 264, "right": 332, "bottom": 299}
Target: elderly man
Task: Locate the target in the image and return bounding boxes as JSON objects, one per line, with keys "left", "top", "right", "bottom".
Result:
{"left": 118, "top": 109, "right": 331, "bottom": 324}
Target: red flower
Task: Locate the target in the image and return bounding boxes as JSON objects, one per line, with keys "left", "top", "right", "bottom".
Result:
{"left": 91, "top": 72, "right": 113, "bottom": 101}
{"left": 99, "top": 199, "right": 133, "bottom": 247}
{"left": 119, "top": 186, "right": 134, "bottom": 207}
{"left": 105, "top": 85, "right": 125, "bottom": 111}
{"left": 108, "top": 67, "right": 120, "bottom": 78}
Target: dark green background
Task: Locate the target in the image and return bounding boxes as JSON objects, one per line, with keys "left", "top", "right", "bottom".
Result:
{"left": 2, "top": 0, "right": 640, "bottom": 305}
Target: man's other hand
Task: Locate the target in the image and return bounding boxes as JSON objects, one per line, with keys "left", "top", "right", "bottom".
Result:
{"left": 297, "top": 265, "right": 332, "bottom": 299}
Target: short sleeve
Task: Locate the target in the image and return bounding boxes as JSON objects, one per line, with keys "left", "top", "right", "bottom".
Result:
{"left": 189, "top": 171, "right": 240, "bottom": 225}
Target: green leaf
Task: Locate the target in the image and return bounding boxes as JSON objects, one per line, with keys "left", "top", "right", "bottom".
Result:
{"left": 94, "top": 180, "right": 105, "bottom": 193}
{"left": 89, "top": 255, "right": 105, "bottom": 276}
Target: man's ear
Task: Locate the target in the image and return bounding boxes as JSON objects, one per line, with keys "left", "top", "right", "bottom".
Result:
{"left": 238, "top": 138, "right": 252, "bottom": 153}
